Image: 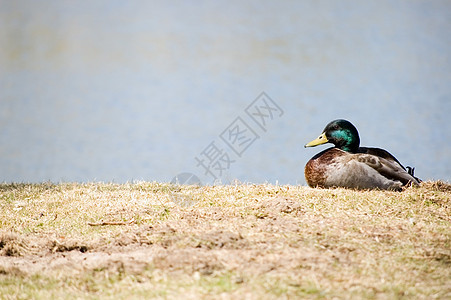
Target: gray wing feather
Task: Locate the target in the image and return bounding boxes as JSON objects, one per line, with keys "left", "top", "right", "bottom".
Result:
{"left": 357, "top": 154, "right": 419, "bottom": 185}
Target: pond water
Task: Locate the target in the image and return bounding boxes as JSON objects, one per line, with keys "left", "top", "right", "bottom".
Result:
{"left": 0, "top": 1, "right": 450, "bottom": 185}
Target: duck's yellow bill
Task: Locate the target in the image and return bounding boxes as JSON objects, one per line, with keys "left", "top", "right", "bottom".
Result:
{"left": 304, "top": 132, "right": 328, "bottom": 148}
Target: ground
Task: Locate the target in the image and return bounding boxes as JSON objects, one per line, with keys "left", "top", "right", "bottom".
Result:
{"left": 0, "top": 181, "right": 450, "bottom": 299}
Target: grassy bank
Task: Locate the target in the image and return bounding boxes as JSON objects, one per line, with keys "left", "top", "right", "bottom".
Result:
{"left": 0, "top": 181, "right": 450, "bottom": 299}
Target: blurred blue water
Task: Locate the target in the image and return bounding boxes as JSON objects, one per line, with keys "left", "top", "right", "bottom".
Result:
{"left": 0, "top": 1, "right": 450, "bottom": 184}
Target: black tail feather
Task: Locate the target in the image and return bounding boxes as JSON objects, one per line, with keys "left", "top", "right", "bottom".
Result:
{"left": 406, "top": 166, "right": 422, "bottom": 183}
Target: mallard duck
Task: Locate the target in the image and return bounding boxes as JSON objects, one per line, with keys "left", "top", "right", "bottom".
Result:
{"left": 304, "top": 119, "right": 420, "bottom": 191}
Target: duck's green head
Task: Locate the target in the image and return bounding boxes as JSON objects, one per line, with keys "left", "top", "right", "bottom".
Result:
{"left": 304, "top": 119, "right": 360, "bottom": 152}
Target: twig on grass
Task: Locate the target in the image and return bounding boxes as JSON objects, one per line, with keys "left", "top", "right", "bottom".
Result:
{"left": 88, "top": 219, "right": 135, "bottom": 226}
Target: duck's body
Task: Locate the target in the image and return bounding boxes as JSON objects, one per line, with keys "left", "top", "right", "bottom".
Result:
{"left": 304, "top": 120, "right": 420, "bottom": 191}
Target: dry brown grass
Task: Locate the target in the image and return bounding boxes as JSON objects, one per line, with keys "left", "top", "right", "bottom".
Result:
{"left": 0, "top": 181, "right": 450, "bottom": 299}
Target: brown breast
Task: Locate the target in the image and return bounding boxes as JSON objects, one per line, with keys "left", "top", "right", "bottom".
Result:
{"left": 304, "top": 147, "right": 342, "bottom": 188}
